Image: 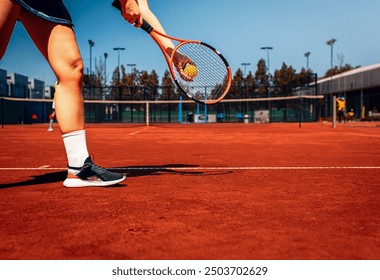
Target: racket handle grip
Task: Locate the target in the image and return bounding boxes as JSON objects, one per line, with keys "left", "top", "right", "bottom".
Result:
{"left": 112, "top": 1, "right": 153, "bottom": 33}
{"left": 141, "top": 20, "right": 153, "bottom": 34}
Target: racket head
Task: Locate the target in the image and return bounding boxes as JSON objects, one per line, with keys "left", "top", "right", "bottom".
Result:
{"left": 169, "top": 41, "right": 232, "bottom": 105}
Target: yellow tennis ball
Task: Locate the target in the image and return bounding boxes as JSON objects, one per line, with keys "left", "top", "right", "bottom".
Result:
{"left": 183, "top": 64, "right": 198, "bottom": 79}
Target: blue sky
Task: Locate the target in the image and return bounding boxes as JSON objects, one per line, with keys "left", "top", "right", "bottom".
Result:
{"left": 0, "top": 0, "right": 379, "bottom": 85}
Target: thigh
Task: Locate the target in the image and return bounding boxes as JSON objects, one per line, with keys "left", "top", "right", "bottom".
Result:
{"left": 18, "top": 10, "right": 82, "bottom": 79}
{"left": 0, "top": 0, "right": 21, "bottom": 58}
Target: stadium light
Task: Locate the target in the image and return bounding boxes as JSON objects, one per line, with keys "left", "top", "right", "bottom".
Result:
{"left": 304, "top": 51, "right": 311, "bottom": 70}
{"left": 113, "top": 47, "right": 125, "bottom": 83}
{"left": 261, "top": 47, "right": 273, "bottom": 118}
{"left": 326, "top": 39, "right": 336, "bottom": 73}
{"left": 127, "top": 63, "right": 137, "bottom": 73}
{"left": 88, "top": 40, "right": 95, "bottom": 83}
{"left": 104, "top": 52, "right": 108, "bottom": 86}
{"left": 326, "top": 38, "right": 337, "bottom": 126}
{"left": 260, "top": 47, "right": 273, "bottom": 78}
{"left": 241, "top": 63, "right": 251, "bottom": 77}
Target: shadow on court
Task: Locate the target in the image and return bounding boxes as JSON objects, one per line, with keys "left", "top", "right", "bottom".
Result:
{"left": 0, "top": 164, "right": 232, "bottom": 189}
{"left": 113, "top": 164, "right": 232, "bottom": 177}
{"left": 0, "top": 170, "right": 67, "bottom": 189}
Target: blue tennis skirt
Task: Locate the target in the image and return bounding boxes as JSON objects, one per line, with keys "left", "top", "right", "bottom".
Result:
{"left": 13, "top": 0, "right": 73, "bottom": 27}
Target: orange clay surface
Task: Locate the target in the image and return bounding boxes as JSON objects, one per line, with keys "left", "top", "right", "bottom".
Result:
{"left": 0, "top": 122, "right": 379, "bottom": 260}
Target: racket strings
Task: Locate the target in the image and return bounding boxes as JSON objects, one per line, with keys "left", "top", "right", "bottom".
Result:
{"left": 172, "top": 42, "right": 230, "bottom": 102}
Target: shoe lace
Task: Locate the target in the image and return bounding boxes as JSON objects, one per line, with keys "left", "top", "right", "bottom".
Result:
{"left": 80, "top": 154, "right": 108, "bottom": 176}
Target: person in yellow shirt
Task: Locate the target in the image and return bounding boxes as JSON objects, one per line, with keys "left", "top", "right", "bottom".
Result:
{"left": 346, "top": 109, "right": 355, "bottom": 121}
{"left": 336, "top": 97, "right": 346, "bottom": 123}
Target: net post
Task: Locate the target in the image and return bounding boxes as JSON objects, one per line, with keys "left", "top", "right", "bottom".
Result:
{"left": 178, "top": 95, "right": 183, "bottom": 123}
{"left": 204, "top": 104, "right": 208, "bottom": 123}
{"left": 298, "top": 96, "right": 303, "bottom": 128}
{"left": 196, "top": 103, "right": 200, "bottom": 122}
{"left": 332, "top": 96, "right": 336, "bottom": 128}
{"left": 145, "top": 101, "right": 149, "bottom": 126}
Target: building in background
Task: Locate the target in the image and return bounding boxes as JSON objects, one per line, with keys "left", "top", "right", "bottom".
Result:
{"left": 0, "top": 69, "right": 7, "bottom": 97}
{"left": 0, "top": 68, "right": 53, "bottom": 124}
{"left": 315, "top": 64, "right": 380, "bottom": 120}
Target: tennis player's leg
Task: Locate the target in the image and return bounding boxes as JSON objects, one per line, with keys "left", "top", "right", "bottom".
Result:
{"left": 18, "top": 11, "right": 126, "bottom": 187}
{"left": 0, "top": 0, "right": 21, "bottom": 59}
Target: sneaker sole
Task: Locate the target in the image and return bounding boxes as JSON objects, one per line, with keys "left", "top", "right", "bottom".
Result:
{"left": 63, "top": 176, "right": 126, "bottom": 188}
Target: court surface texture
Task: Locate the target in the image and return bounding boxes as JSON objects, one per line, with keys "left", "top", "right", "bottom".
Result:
{"left": 1, "top": 122, "right": 379, "bottom": 260}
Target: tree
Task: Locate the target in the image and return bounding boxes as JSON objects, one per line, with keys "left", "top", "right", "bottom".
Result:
{"left": 245, "top": 71, "right": 255, "bottom": 93}
{"left": 227, "top": 68, "right": 244, "bottom": 99}
{"left": 324, "top": 64, "right": 357, "bottom": 78}
{"left": 254, "top": 59, "right": 269, "bottom": 95}
{"left": 161, "top": 70, "right": 175, "bottom": 100}
{"left": 273, "top": 62, "right": 296, "bottom": 95}
{"left": 94, "top": 56, "right": 105, "bottom": 87}
{"left": 273, "top": 63, "right": 296, "bottom": 85}
{"left": 296, "top": 67, "right": 316, "bottom": 86}
{"left": 324, "top": 52, "right": 359, "bottom": 78}
{"left": 137, "top": 70, "right": 160, "bottom": 100}
{"left": 336, "top": 52, "right": 345, "bottom": 68}
{"left": 144, "top": 70, "right": 160, "bottom": 100}
{"left": 109, "top": 66, "right": 125, "bottom": 100}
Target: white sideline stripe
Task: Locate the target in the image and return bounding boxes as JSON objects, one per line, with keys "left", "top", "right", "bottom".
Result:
{"left": 129, "top": 127, "right": 149, "bottom": 135}
{"left": 0, "top": 166, "right": 379, "bottom": 171}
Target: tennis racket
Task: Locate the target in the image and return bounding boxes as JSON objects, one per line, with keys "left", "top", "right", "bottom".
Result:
{"left": 112, "top": 0, "right": 232, "bottom": 105}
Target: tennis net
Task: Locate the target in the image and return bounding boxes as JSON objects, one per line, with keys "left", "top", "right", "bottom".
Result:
{"left": 1, "top": 95, "right": 323, "bottom": 126}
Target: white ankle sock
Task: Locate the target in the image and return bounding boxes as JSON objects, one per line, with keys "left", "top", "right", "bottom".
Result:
{"left": 62, "top": 130, "right": 89, "bottom": 168}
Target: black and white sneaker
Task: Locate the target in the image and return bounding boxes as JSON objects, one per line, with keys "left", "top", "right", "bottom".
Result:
{"left": 63, "top": 157, "right": 126, "bottom": 187}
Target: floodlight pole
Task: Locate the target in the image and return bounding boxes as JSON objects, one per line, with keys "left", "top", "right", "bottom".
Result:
{"left": 127, "top": 63, "right": 137, "bottom": 73}
{"left": 113, "top": 47, "right": 126, "bottom": 83}
{"left": 88, "top": 40, "right": 95, "bottom": 123}
{"left": 326, "top": 38, "right": 336, "bottom": 127}
{"left": 261, "top": 47, "right": 273, "bottom": 121}
{"left": 326, "top": 39, "right": 336, "bottom": 73}
{"left": 104, "top": 52, "right": 108, "bottom": 86}
{"left": 241, "top": 62, "right": 251, "bottom": 76}
{"left": 113, "top": 47, "right": 125, "bottom": 122}
{"left": 261, "top": 47, "right": 273, "bottom": 78}
{"left": 88, "top": 40, "right": 94, "bottom": 84}
{"left": 304, "top": 51, "right": 311, "bottom": 70}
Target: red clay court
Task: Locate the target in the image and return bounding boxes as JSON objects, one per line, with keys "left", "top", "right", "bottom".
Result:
{"left": 0, "top": 122, "right": 379, "bottom": 260}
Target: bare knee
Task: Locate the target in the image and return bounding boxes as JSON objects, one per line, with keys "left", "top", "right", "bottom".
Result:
{"left": 69, "top": 57, "right": 84, "bottom": 82}
{"left": 55, "top": 57, "right": 84, "bottom": 85}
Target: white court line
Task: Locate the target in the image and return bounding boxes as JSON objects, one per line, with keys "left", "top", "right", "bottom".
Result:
{"left": 129, "top": 127, "right": 149, "bottom": 136}
{"left": 0, "top": 166, "right": 379, "bottom": 171}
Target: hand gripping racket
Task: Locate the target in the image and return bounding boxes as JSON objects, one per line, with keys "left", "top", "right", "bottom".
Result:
{"left": 112, "top": 1, "right": 232, "bottom": 105}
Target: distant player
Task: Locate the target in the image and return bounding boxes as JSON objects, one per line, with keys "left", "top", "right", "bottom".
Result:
{"left": 336, "top": 97, "right": 346, "bottom": 123}
{"left": 47, "top": 100, "right": 56, "bottom": 132}
{"left": 346, "top": 109, "right": 355, "bottom": 122}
